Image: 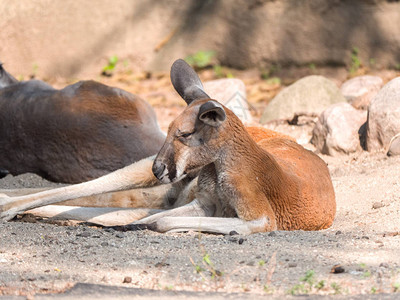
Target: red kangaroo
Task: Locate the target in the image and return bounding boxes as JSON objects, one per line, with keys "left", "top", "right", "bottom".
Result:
{"left": 0, "top": 62, "right": 165, "bottom": 183}
{"left": 0, "top": 59, "right": 335, "bottom": 234}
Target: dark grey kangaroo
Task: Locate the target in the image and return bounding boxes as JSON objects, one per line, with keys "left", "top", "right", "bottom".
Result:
{"left": 0, "top": 62, "right": 165, "bottom": 183}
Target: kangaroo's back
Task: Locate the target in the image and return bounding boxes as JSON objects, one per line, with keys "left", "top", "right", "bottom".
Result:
{"left": 251, "top": 130, "right": 336, "bottom": 230}
{"left": 0, "top": 74, "right": 165, "bottom": 183}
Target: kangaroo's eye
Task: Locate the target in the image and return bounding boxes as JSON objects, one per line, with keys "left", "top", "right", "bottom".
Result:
{"left": 180, "top": 132, "right": 193, "bottom": 138}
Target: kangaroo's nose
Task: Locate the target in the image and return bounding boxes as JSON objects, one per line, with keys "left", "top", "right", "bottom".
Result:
{"left": 152, "top": 161, "right": 167, "bottom": 180}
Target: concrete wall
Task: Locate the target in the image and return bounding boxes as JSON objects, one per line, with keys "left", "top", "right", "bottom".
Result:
{"left": 1, "top": 0, "right": 400, "bottom": 77}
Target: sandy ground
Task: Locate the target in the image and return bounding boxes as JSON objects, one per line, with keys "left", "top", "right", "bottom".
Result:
{"left": 1, "top": 117, "right": 400, "bottom": 298}
{"left": 1, "top": 69, "right": 400, "bottom": 298}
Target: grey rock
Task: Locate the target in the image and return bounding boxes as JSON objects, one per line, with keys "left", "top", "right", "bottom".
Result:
{"left": 340, "top": 75, "right": 383, "bottom": 110}
{"left": 387, "top": 133, "right": 400, "bottom": 156}
{"left": 203, "top": 78, "right": 252, "bottom": 123}
{"left": 366, "top": 77, "right": 400, "bottom": 152}
{"left": 312, "top": 103, "right": 367, "bottom": 156}
{"left": 260, "top": 75, "right": 346, "bottom": 123}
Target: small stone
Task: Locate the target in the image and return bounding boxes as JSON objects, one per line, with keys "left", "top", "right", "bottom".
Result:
{"left": 115, "top": 233, "right": 125, "bottom": 238}
{"left": 366, "top": 77, "right": 400, "bottom": 152}
{"left": 100, "top": 242, "right": 109, "bottom": 247}
{"left": 340, "top": 75, "right": 383, "bottom": 110}
{"left": 379, "top": 262, "right": 389, "bottom": 268}
{"left": 246, "top": 261, "right": 255, "bottom": 266}
{"left": 204, "top": 78, "right": 252, "bottom": 123}
{"left": 372, "top": 202, "right": 384, "bottom": 209}
{"left": 238, "top": 238, "right": 245, "bottom": 245}
{"left": 335, "top": 230, "right": 342, "bottom": 235}
{"left": 229, "top": 231, "right": 239, "bottom": 236}
{"left": 288, "top": 263, "right": 297, "bottom": 268}
{"left": 361, "top": 236, "right": 370, "bottom": 239}
{"left": 331, "top": 264, "right": 345, "bottom": 274}
{"left": 261, "top": 75, "right": 346, "bottom": 123}
{"left": 312, "top": 103, "right": 367, "bottom": 156}
{"left": 155, "top": 262, "right": 169, "bottom": 267}
{"left": 387, "top": 133, "right": 400, "bottom": 156}
{"left": 123, "top": 276, "right": 132, "bottom": 283}
{"left": 76, "top": 232, "right": 91, "bottom": 237}
{"left": 268, "top": 231, "right": 277, "bottom": 237}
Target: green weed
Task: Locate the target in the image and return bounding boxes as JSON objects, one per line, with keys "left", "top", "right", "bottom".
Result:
{"left": 331, "top": 282, "right": 342, "bottom": 295}
{"left": 102, "top": 55, "right": 119, "bottom": 76}
{"left": 288, "top": 270, "right": 316, "bottom": 295}
{"left": 30, "top": 63, "right": 39, "bottom": 79}
{"left": 263, "top": 284, "right": 273, "bottom": 294}
{"left": 393, "top": 282, "right": 400, "bottom": 292}
{"left": 185, "top": 50, "right": 216, "bottom": 69}
{"left": 349, "top": 47, "right": 362, "bottom": 74}
{"left": 315, "top": 280, "right": 326, "bottom": 290}
{"left": 190, "top": 249, "right": 223, "bottom": 281}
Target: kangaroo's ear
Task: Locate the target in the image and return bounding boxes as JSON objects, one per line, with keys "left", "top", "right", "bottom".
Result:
{"left": 198, "top": 101, "right": 226, "bottom": 127}
{"left": 0, "top": 62, "right": 18, "bottom": 88}
{"left": 170, "top": 59, "right": 210, "bottom": 105}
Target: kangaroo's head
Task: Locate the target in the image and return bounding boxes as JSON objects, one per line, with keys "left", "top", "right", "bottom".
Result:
{"left": 152, "top": 59, "right": 229, "bottom": 183}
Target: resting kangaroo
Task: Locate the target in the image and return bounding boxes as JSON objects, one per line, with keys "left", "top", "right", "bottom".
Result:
{"left": 0, "top": 62, "right": 165, "bottom": 183}
{"left": 0, "top": 59, "right": 336, "bottom": 234}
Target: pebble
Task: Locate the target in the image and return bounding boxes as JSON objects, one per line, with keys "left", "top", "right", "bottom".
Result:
{"left": 372, "top": 202, "right": 384, "bottom": 209}
{"left": 331, "top": 264, "right": 345, "bottom": 274}
{"left": 76, "top": 232, "right": 91, "bottom": 238}
{"left": 155, "top": 262, "right": 169, "bottom": 267}
{"left": 227, "top": 236, "right": 245, "bottom": 244}
{"left": 115, "top": 233, "right": 125, "bottom": 238}
{"left": 379, "top": 262, "right": 389, "bottom": 268}
{"left": 268, "top": 231, "right": 277, "bottom": 237}
{"left": 123, "top": 276, "right": 132, "bottom": 283}
{"left": 335, "top": 230, "right": 342, "bottom": 235}
{"left": 288, "top": 263, "right": 297, "bottom": 268}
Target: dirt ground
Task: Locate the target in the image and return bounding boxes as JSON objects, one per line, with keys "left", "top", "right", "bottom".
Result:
{"left": 1, "top": 69, "right": 400, "bottom": 298}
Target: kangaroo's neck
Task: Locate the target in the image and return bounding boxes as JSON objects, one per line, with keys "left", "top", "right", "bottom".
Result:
{"left": 212, "top": 115, "right": 289, "bottom": 204}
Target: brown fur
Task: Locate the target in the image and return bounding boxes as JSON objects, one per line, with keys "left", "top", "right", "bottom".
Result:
{"left": 0, "top": 59, "right": 336, "bottom": 234}
{"left": 154, "top": 99, "right": 336, "bottom": 232}
{"left": 0, "top": 77, "right": 165, "bottom": 183}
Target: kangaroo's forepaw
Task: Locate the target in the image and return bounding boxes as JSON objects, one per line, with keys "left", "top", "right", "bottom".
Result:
{"left": 0, "top": 195, "right": 18, "bottom": 221}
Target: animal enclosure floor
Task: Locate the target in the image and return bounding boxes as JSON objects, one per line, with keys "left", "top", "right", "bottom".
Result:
{"left": 1, "top": 141, "right": 400, "bottom": 298}
{"left": 1, "top": 67, "right": 400, "bottom": 297}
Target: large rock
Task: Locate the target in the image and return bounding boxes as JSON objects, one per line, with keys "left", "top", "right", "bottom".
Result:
{"left": 340, "top": 75, "right": 383, "bottom": 110}
{"left": 387, "top": 133, "right": 400, "bottom": 156}
{"left": 2, "top": 1, "right": 400, "bottom": 77}
{"left": 312, "top": 103, "right": 367, "bottom": 156}
{"left": 204, "top": 78, "right": 252, "bottom": 123}
{"left": 366, "top": 77, "right": 400, "bottom": 152}
{"left": 260, "top": 76, "right": 346, "bottom": 123}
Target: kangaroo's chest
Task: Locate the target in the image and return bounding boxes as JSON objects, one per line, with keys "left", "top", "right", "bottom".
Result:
{"left": 197, "top": 165, "right": 237, "bottom": 217}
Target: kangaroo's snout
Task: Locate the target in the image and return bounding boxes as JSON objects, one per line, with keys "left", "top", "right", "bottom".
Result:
{"left": 152, "top": 160, "right": 168, "bottom": 182}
